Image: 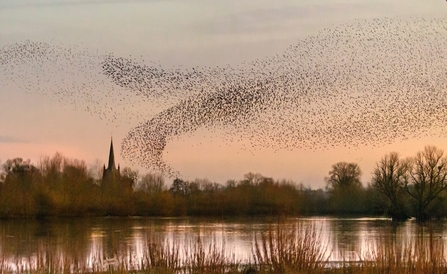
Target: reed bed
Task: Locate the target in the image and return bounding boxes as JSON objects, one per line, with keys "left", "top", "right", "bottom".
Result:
{"left": 351, "top": 234, "right": 447, "bottom": 274}
{"left": 252, "top": 223, "right": 329, "bottom": 273}
{"left": 1, "top": 225, "right": 447, "bottom": 273}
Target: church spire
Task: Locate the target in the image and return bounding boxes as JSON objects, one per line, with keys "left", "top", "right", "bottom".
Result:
{"left": 103, "top": 137, "right": 120, "bottom": 180}
{"left": 107, "top": 137, "right": 116, "bottom": 171}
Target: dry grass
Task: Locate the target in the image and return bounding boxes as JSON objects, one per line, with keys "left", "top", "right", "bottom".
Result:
{"left": 137, "top": 237, "right": 181, "bottom": 272}
{"left": 183, "top": 236, "right": 240, "bottom": 274}
{"left": 351, "top": 234, "right": 447, "bottom": 274}
{"left": 252, "top": 223, "right": 330, "bottom": 273}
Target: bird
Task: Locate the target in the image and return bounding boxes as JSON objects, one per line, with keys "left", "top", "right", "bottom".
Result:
{"left": 1, "top": 16, "right": 446, "bottom": 178}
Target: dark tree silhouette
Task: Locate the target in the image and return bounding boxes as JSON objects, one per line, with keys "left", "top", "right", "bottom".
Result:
{"left": 372, "top": 152, "right": 410, "bottom": 220}
{"left": 326, "top": 162, "right": 362, "bottom": 190}
{"left": 325, "top": 162, "right": 363, "bottom": 214}
{"left": 404, "top": 146, "right": 447, "bottom": 221}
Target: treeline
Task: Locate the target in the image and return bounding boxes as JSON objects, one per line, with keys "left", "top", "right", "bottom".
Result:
{"left": 2, "top": 145, "right": 447, "bottom": 220}
{"left": 0, "top": 153, "right": 375, "bottom": 218}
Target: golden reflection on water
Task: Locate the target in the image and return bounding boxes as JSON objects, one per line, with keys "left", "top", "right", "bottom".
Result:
{"left": 0, "top": 217, "right": 446, "bottom": 271}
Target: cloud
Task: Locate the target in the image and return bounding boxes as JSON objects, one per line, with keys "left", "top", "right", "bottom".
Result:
{"left": 0, "top": 0, "right": 157, "bottom": 10}
{"left": 0, "top": 135, "right": 25, "bottom": 143}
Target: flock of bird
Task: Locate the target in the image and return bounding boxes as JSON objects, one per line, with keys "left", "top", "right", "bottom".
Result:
{"left": 1, "top": 16, "right": 446, "bottom": 177}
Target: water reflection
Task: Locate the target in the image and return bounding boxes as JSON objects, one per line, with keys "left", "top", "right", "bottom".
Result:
{"left": 0, "top": 217, "right": 446, "bottom": 270}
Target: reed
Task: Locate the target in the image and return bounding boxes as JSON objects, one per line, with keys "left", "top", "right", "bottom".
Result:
{"left": 183, "top": 236, "right": 240, "bottom": 274}
{"left": 352, "top": 234, "right": 447, "bottom": 274}
{"left": 252, "top": 223, "right": 330, "bottom": 273}
{"left": 139, "top": 237, "right": 181, "bottom": 271}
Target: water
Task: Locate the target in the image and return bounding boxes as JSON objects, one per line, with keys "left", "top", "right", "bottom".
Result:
{"left": 1, "top": 216, "right": 447, "bottom": 270}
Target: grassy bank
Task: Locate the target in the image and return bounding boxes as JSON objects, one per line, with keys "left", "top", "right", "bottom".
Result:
{"left": 1, "top": 224, "right": 445, "bottom": 273}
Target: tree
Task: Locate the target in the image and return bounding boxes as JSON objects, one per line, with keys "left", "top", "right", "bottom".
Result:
{"left": 372, "top": 152, "right": 411, "bottom": 220}
{"left": 169, "top": 178, "right": 190, "bottom": 215}
{"left": 2, "top": 158, "right": 33, "bottom": 178}
{"left": 121, "top": 167, "right": 139, "bottom": 189}
{"left": 326, "top": 162, "right": 362, "bottom": 190}
{"left": 170, "top": 178, "right": 190, "bottom": 196}
{"left": 1, "top": 158, "right": 37, "bottom": 189}
{"left": 242, "top": 172, "right": 264, "bottom": 185}
{"left": 404, "top": 146, "right": 447, "bottom": 221}
{"left": 88, "top": 159, "right": 105, "bottom": 182}
{"left": 138, "top": 173, "right": 165, "bottom": 194}
{"left": 0, "top": 158, "right": 38, "bottom": 216}
{"left": 0, "top": 160, "right": 3, "bottom": 183}
{"left": 325, "top": 162, "right": 363, "bottom": 214}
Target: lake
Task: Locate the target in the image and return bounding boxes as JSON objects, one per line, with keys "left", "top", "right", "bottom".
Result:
{"left": 1, "top": 217, "right": 446, "bottom": 271}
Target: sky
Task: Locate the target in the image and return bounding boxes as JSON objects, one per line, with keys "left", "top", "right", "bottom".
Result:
{"left": 0, "top": 0, "right": 446, "bottom": 188}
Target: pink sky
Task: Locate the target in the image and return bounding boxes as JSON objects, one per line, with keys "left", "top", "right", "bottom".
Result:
{"left": 1, "top": 0, "right": 446, "bottom": 188}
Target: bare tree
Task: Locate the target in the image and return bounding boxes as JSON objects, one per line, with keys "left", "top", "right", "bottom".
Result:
{"left": 170, "top": 178, "right": 190, "bottom": 196}
{"left": 2, "top": 158, "right": 36, "bottom": 185}
{"left": 405, "top": 145, "right": 447, "bottom": 221}
{"left": 88, "top": 159, "right": 104, "bottom": 181}
{"left": 0, "top": 160, "right": 3, "bottom": 183}
{"left": 2, "top": 158, "right": 33, "bottom": 175}
{"left": 325, "top": 162, "right": 362, "bottom": 190}
{"left": 243, "top": 172, "right": 265, "bottom": 185}
{"left": 121, "top": 167, "right": 139, "bottom": 188}
{"left": 372, "top": 152, "right": 411, "bottom": 220}
{"left": 138, "top": 173, "right": 165, "bottom": 194}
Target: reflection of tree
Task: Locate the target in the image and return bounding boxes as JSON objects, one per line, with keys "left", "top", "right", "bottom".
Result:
{"left": 327, "top": 219, "right": 362, "bottom": 262}
{"left": 372, "top": 221, "right": 405, "bottom": 259}
{"left": 2, "top": 218, "right": 158, "bottom": 270}
{"left": 0, "top": 219, "right": 93, "bottom": 267}
{"left": 2, "top": 217, "right": 446, "bottom": 271}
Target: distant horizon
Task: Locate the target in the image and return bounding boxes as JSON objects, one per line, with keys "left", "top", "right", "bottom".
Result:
{"left": 3, "top": 140, "right": 447, "bottom": 189}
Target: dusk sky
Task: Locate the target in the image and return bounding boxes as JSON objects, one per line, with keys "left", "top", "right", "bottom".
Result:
{"left": 0, "top": 0, "right": 446, "bottom": 188}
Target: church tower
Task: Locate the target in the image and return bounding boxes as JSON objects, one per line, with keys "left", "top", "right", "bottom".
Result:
{"left": 103, "top": 137, "right": 120, "bottom": 180}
